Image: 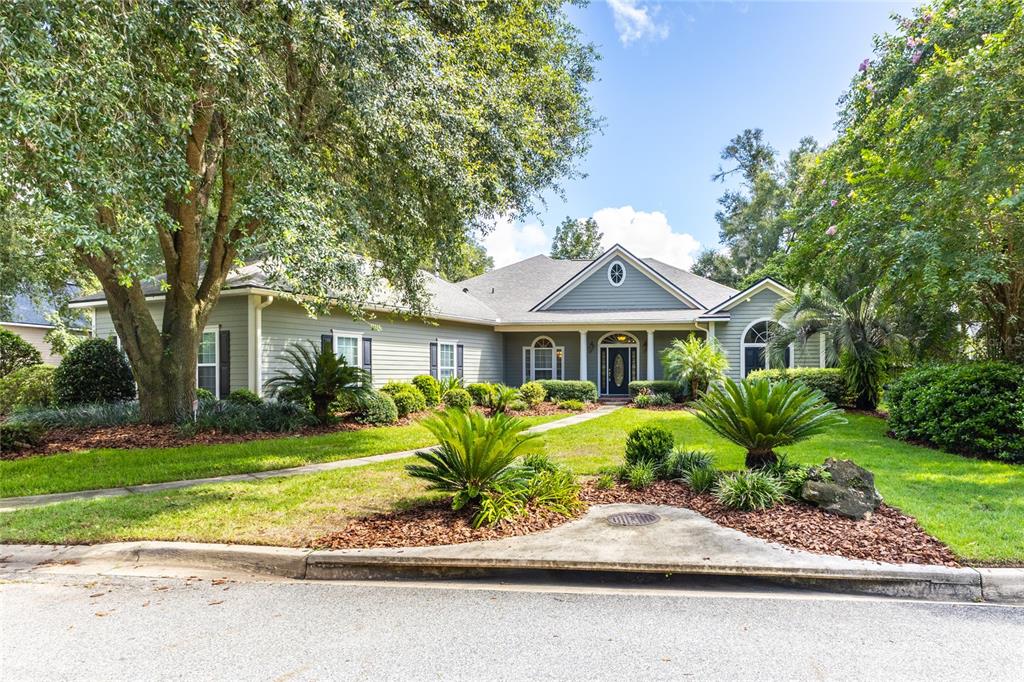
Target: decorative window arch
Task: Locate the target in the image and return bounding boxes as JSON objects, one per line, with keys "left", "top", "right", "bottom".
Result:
{"left": 740, "top": 320, "right": 792, "bottom": 377}
{"left": 607, "top": 260, "right": 626, "bottom": 287}
{"left": 522, "top": 336, "right": 564, "bottom": 382}
{"left": 599, "top": 332, "right": 638, "bottom": 345}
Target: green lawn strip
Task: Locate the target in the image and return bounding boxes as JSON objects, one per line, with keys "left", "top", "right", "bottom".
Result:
{"left": 0, "top": 414, "right": 563, "bottom": 498}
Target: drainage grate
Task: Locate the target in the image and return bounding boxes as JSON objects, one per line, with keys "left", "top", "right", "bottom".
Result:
{"left": 606, "top": 511, "right": 660, "bottom": 527}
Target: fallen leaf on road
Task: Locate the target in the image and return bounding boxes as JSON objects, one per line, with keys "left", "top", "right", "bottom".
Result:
{"left": 95, "top": 611, "right": 111, "bottom": 617}
{"left": 89, "top": 592, "right": 105, "bottom": 598}
{"left": 208, "top": 600, "right": 224, "bottom": 606}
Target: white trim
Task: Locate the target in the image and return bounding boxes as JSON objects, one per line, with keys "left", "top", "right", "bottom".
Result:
{"left": 646, "top": 329, "right": 655, "bottom": 381}
{"left": 332, "top": 329, "right": 364, "bottom": 369}
{"left": 708, "top": 321, "right": 716, "bottom": 341}
{"left": 607, "top": 260, "right": 626, "bottom": 287}
{"left": 739, "top": 319, "right": 794, "bottom": 378}
{"left": 578, "top": 330, "right": 587, "bottom": 382}
{"left": 700, "top": 277, "right": 794, "bottom": 318}
{"left": 819, "top": 332, "right": 826, "bottom": 368}
{"left": 522, "top": 335, "right": 564, "bottom": 382}
{"left": 597, "top": 332, "right": 639, "bottom": 395}
{"left": 437, "top": 338, "right": 458, "bottom": 380}
{"left": 197, "top": 325, "right": 220, "bottom": 397}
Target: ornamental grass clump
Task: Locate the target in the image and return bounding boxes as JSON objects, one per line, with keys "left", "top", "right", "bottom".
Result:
{"left": 684, "top": 466, "right": 719, "bottom": 493}
{"left": 664, "top": 448, "right": 714, "bottom": 480}
{"left": 714, "top": 470, "right": 785, "bottom": 511}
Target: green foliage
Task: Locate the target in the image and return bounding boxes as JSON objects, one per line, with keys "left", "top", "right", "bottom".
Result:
{"left": 406, "top": 410, "right": 537, "bottom": 511}
{"left": 0, "top": 364, "right": 55, "bottom": 413}
{"left": 196, "top": 388, "right": 216, "bottom": 404}
{"left": 7, "top": 401, "right": 140, "bottom": 429}
{"left": 518, "top": 381, "right": 547, "bottom": 407}
{"left": 0, "top": 420, "right": 44, "bottom": 451}
{"left": 265, "top": 342, "right": 371, "bottom": 424}
{"left": 684, "top": 466, "right": 719, "bottom": 493}
{"left": 623, "top": 460, "right": 657, "bottom": 489}
{"left": 490, "top": 384, "right": 520, "bottom": 413}
{"left": 354, "top": 392, "right": 399, "bottom": 426}
{"left": 557, "top": 399, "right": 585, "bottom": 411}
{"left": 624, "top": 424, "right": 674, "bottom": 467}
{"left": 226, "top": 389, "right": 262, "bottom": 407}
{"left": 507, "top": 399, "right": 529, "bottom": 412}
{"left": 53, "top": 338, "right": 135, "bottom": 405}
{"left": 466, "top": 383, "right": 496, "bottom": 407}
{"left": 192, "top": 400, "right": 314, "bottom": 434}
{"left": 660, "top": 336, "right": 729, "bottom": 397}
{"left": 714, "top": 470, "right": 785, "bottom": 510}
{"left": 43, "top": 325, "right": 87, "bottom": 357}
{"left": 550, "top": 216, "right": 603, "bottom": 259}
{"left": 412, "top": 375, "right": 441, "bottom": 407}
{"left": 664, "top": 448, "right": 715, "bottom": 480}
{"left": 633, "top": 392, "right": 673, "bottom": 408}
{"left": 442, "top": 387, "right": 472, "bottom": 411}
{"left": 473, "top": 460, "right": 582, "bottom": 528}
{"left": 536, "top": 380, "right": 598, "bottom": 403}
{"left": 747, "top": 368, "right": 854, "bottom": 407}
{"left": 0, "top": 328, "right": 42, "bottom": 377}
{"left": 887, "top": 362, "right": 1024, "bottom": 462}
{"left": 437, "top": 375, "right": 463, "bottom": 397}
{"left": 695, "top": 377, "right": 846, "bottom": 468}
{"left": 628, "top": 380, "right": 687, "bottom": 402}
{"left": 380, "top": 383, "right": 427, "bottom": 418}
{"left": 595, "top": 472, "right": 617, "bottom": 490}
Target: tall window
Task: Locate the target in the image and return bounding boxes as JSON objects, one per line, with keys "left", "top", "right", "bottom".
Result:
{"left": 334, "top": 333, "right": 360, "bottom": 367}
{"left": 438, "top": 341, "right": 457, "bottom": 380}
{"left": 742, "top": 320, "right": 790, "bottom": 376}
{"left": 523, "top": 337, "right": 564, "bottom": 382}
{"left": 197, "top": 327, "right": 218, "bottom": 395}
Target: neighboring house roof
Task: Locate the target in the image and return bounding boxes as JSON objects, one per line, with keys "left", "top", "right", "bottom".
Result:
{"left": 698, "top": 277, "right": 793, "bottom": 319}
{"left": 1, "top": 293, "right": 88, "bottom": 329}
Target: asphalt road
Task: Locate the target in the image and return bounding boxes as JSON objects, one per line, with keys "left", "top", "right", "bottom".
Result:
{"left": 2, "top": 571, "right": 1022, "bottom": 681}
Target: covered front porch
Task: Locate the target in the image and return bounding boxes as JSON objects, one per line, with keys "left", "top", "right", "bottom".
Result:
{"left": 499, "top": 325, "right": 709, "bottom": 396}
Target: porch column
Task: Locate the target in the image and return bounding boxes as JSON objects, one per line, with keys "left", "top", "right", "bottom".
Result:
{"left": 646, "top": 329, "right": 655, "bottom": 380}
{"left": 578, "top": 330, "right": 587, "bottom": 382}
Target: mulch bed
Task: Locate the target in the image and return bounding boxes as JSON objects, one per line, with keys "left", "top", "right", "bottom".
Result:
{"left": 311, "top": 479, "right": 960, "bottom": 567}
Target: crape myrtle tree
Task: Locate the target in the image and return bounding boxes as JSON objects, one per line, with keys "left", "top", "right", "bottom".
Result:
{"left": 1, "top": 0, "right": 598, "bottom": 422}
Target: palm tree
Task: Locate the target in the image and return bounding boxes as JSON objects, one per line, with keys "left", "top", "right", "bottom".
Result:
{"left": 660, "top": 336, "right": 729, "bottom": 398}
{"left": 769, "top": 278, "right": 903, "bottom": 410}
{"left": 264, "top": 341, "right": 371, "bottom": 423}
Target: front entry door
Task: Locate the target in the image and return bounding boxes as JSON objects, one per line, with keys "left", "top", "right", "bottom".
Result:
{"left": 606, "top": 347, "right": 630, "bottom": 395}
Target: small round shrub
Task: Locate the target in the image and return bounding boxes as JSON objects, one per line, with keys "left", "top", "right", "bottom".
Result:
{"left": 0, "top": 364, "right": 56, "bottom": 413}
{"left": 684, "top": 466, "right": 719, "bottom": 493}
{"left": 624, "top": 460, "right": 657, "bottom": 489}
{"left": 664, "top": 448, "right": 714, "bottom": 479}
{"left": 714, "top": 471, "right": 785, "bottom": 511}
{"left": 0, "top": 328, "right": 42, "bottom": 377}
{"left": 196, "top": 387, "right": 216, "bottom": 403}
{"left": 466, "top": 383, "right": 496, "bottom": 407}
{"left": 519, "top": 381, "right": 546, "bottom": 407}
{"left": 355, "top": 392, "right": 399, "bottom": 425}
{"left": 226, "top": 388, "right": 262, "bottom": 406}
{"left": 53, "top": 338, "right": 135, "bottom": 405}
{"left": 412, "top": 375, "right": 441, "bottom": 407}
{"left": 380, "top": 382, "right": 427, "bottom": 417}
{"left": 506, "top": 398, "right": 529, "bottom": 412}
{"left": 557, "top": 399, "right": 585, "bottom": 411}
{"left": 442, "top": 387, "right": 472, "bottom": 410}
{"left": 624, "top": 424, "right": 674, "bottom": 466}
{"left": 0, "top": 420, "right": 44, "bottom": 451}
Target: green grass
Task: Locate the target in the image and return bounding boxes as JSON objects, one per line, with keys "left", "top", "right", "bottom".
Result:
{"left": 1, "top": 407, "right": 1020, "bottom": 563}
{"left": 0, "top": 414, "right": 562, "bottom": 497}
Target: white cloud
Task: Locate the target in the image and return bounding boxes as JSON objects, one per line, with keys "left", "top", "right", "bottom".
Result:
{"left": 592, "top": 205, "right": 700, "bottom": 269}
{"left": 607, "top": 0, "right": 670, "bottom": 46}
{"left": 481, "top": 215, "right": 549, "bottom": 268}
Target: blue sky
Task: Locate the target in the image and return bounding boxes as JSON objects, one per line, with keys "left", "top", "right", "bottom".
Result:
{"left": 483, "top": 0, "right": 917, "bottom": 268}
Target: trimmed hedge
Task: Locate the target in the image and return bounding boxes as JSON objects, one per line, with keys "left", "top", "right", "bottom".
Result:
{"left": 887, "top": 362, "right": 1024, "bottom": 463}
{"left": 746, "top": 368, "right": 852, "bottom": 407}
{"left": 536, "top": 380, "right": 597, "bottom": 403}
{"left": 519, "top": 381, "right": 546, "bottom": 407}
{"left": 0, "top": 364, "right": 56, "bottom": 413}
{"left": 355, "top": 392, "right": 399, "bottom": 425}
{"left": 412, "top": 375, "right": 441, "bottom": 407}
{"left": 466, "top": 383, "right": 496, "bottom": 407}
{"left": 624, "top": 424, "right": 674, "bottom": 466}
{"left": 53, "top": 338, "right": 136, "bottom": 405}
{"left": 0, "top": 328, "right": 42, "bottom": 377}
{"left": 628, "top": 380, "right": 688, "bottom": 402}
{"left": 442, "top": 387, "right": 472, "bottom": 410}
{"left": 380, "top": 382, "right": 427, "bottom": 417}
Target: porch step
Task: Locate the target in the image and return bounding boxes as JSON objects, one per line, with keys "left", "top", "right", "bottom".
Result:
{"left": 598, "top": 396, "right": 631, "bottom": 406}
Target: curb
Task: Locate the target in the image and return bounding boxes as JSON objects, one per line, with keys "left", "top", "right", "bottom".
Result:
{"left": 3, "top": 541, "right": 1021, "bottom": 604}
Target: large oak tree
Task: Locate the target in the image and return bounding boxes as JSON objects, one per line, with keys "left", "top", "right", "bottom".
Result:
{"left": 1, "top": 0, "right": 597, "bottom": 422}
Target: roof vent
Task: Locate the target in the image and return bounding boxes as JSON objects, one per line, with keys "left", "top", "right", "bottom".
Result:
{"left": 490, "top": 287, "right": 495, "bottom": 294}
{"left": 462, "top": 287, "right": 469, "bottom": 294}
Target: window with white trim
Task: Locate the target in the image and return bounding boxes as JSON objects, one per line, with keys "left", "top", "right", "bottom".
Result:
{"left": 742, "top": 320, "right": 790, "bottom": 376}
{"left": 333, "top": 332, "right": 361, "bottom": 368}
{"left": 438, "top": 341, "right": 457, "bottom": 380}
{"left": 607, "top": 260, "right": 626, "bottom": 287}
{"left": 197, "top": 327, "right": 219, "bottom": 395}
{"left": 523, "top": 336, "right": 564, "bottom": 382}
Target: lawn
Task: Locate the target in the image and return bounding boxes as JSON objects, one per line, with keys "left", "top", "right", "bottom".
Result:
{"left": 0, "top": 414, "right": 564, "bottom": 498}
{"left": 1, "top": 408, "right": 1020, "bottom": 563}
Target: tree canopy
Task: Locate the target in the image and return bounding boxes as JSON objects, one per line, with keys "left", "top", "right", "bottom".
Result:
{"left": 550, "top": 216, "right": 603, "bottom": 259}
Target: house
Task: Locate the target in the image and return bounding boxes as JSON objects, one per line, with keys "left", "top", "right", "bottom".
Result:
{"left": 70, "top": 245, "right": 825, "bottom": 398}
{"left": 1, "top": 294, "right": 91, "bottom": 365}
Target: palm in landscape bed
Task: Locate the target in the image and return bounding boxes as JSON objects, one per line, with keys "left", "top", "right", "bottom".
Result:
{"left": 264, "top": 341, "right": 371, "bottom": 423}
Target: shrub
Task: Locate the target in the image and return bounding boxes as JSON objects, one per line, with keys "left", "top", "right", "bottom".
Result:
{"left": 196, "top": 387, "right": 216, "bottom": 403}
{"left": 491, "top": 384, "right": 520, "bottom": 413}
{"left": 628, "top": 380, "right": 687, "bottom": 402}
{"left": 406, "top": 410, "right": 537, "bottom": 512}
{"left": 474, "top": 462, "right": 582, "bottom": 528}
{"left": 664, "top": 448, "right": 714, "bottom": 479}
{"left": 53, "top": 338, "right": 135, "bottom": 405}
{"left": 747, "top": 368, "right": 854, "bottom": 407}
{"left": 886, "top": 362, "right": 1024, "bottom": 463}
{"left": 775, "top": 464, "right": 831, "bottom": 500}
{"left": 466, "top": 382, "right": 496, "bottom": 407}
{"left": 624, "top": 424, "right": 674, "bottom": 466}
{"left": 522, "top": 452, "right": 558, "bottom": 473}
{"left": 265, "top": 341, "right": 371, "bottom": 424}
{"left": 6, "top": 401, "right": 140, "bottom": 429}
{"left": 412, "top": 375, "right": 441, "bottom": 407}
{"left": 382, "top": 384, "right": 427, "bottom": 417}
{"left": 536, "top": 379, "right": 598, "bottom": 403}
{"left": 355, "top": 392, "right": 399, "bottom": 425}
{"left": 193, "top": 400, "right": 313, "bottom": 434}
{"left": 633, "top": 392, "right": 673, "bottom": 408}
{"left": 0, "top": 421, "right": 44, "bottom": 451}
{"left": 226, "top": 388, "right": 262, "bottom": 406}
{"left": 507, "top": 399, "right": 529, "bottom": 412}
{"left": 595, "top": 472, "right": 617, "bottom": 490}
{"left": 684, "top": 466, "right": 719, "bottom": 493}
{"left": 695, "top": 377, "right": 846, "bottom": 469}
{"left": 519, "top": 381, "right": 546, "bottom": 407}
{"left": 660, "top": 336, "right": 729, "bottom": 397}
{"left": 624, "top": 460, "right": 657, "bottom": 489}
{"left": 442, "top": 387, "right": 472, "bottom": 410}
{"left": 0, "top": 364, "right": 56, "bottom": 413}
{"left": 0, "top": 328, "right": 42, "bottom": 377}
{"left": 714, "top": 470, "right": 785, "bottom": 510}
{"left": 557, "top": 399, "right": 585, "bottom": 411}
{"left": 254, "top": 401, "right": 316, "bottom": 432}
{"left": 438, "top": 375, "right": 463, "bottom": 395}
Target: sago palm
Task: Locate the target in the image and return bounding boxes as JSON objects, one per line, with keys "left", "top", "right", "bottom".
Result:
{"left": 264, "top": 341, "right": 371, "bottom": 423}
{"left": 660, "top": 336, "right": 729, "bottom": 398}
{"left": 406, "top": 409, "right": 537, "bottom": 510}
{"left": 695, "top": 377, "right": 846, "bottom": 468}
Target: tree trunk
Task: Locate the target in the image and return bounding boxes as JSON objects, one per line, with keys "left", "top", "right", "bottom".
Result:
{"left": 745, "top": 449, "right": 778, "bottom": 469}
{"left": 691, "top": 378, "right": 700, "bottom": 400}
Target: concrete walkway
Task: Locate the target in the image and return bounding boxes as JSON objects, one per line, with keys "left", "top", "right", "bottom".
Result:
{"left": 0, "top": 405, "right": 620, "bottom": 512}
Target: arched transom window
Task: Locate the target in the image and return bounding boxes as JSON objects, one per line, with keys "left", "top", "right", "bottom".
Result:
{"left": 742, "top": 320, "right": 790, "bottom": 376}
{"left": 523, "top": 336, "right": 564, "bottom": 382}
{"left": 607, "top": 261, "right": 626, "bottom": 287}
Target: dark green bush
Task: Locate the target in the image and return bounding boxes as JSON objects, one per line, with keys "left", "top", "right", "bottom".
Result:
{"left": 193, "top": 400, "right": 313, "bottom": 434}
{"left": 624, "top": 424, "right": 674, "bottom": 466}
{"left": 226, "top": 389, "right": 262, "bottom": 406}
{"left": 664, "top": 448, "right": 714, "bottom": 479}
{"left": 466, "top": 383, "right": 496, "bottom": 407}
{"left": 7, "top": 401, "right": 139, "bottom": 429}
{"left": 519, "top": 381, "right": 546, "bottom": 407}
{"left": 380, "top": 382, "right": 427, "bottom": 417}
{"left": 628, "top": 380, "right": 688, "bottom": 402}
{"left": 747, "top": 368, "right": 854, "bottom": 407}
{"left": 0, "top": 364, "right": 56, "bottom": 413}
{"left": 536, "top": 380, "right": 597, "bottom": 403}
{"left": 196, "top": 387, "right": 216, "bottom": 403}
{"left": 412, "top": 375, "right": 441, "bottom": 407}
{"left": 355, "top": 392, "right": 399, "bottom": 425}
{"left": 0, "top": 420, "right": 44, "bottom": 451}
{"left": 0, "top": 328, "right": 42, "bottom": 377}
{"left": 886, "top": 362, "right": 1024, "bottom": 463}
{"left": 53, "top": 339, "right": 136, "bottom": 405}
{"left": 442, "top": 387, "right": 472, "bottom": 410}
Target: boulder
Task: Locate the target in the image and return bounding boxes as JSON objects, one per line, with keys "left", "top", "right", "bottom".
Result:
{"left": 800, "top": 458, "right": 882, "bottom": 520}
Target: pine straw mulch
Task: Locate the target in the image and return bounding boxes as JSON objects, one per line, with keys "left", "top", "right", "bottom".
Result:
{"left": 311, "top": 479, "right": 960, "bottom": 567}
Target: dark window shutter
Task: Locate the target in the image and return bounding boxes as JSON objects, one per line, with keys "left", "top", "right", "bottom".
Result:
{"left": 456, "top": 344, "right": 464, "bottom": 379}
{"left": 429, "top": 342, "right": 438, "bottom": 379}
{"left": 321, "top": 334, "right": 333, "bottom": 354}
{"left": 218, "top": 329, "right": 230, "bottom": 399}
{"left": 362, "top": 337, "right": 372, "bottom": 379}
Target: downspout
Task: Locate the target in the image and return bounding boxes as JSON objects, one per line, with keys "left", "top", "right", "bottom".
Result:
{"left": 254, "top": 295, "right": 274, "bottom": 396}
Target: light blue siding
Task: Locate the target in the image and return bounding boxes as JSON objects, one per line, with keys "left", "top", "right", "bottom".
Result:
{"left": 546, "top": 260, "right": 691, "bottom": 311}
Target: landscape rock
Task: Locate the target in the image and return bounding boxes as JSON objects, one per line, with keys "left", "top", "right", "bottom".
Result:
{"left": 800, "top": 459, "right": 883, "bottom": 520}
